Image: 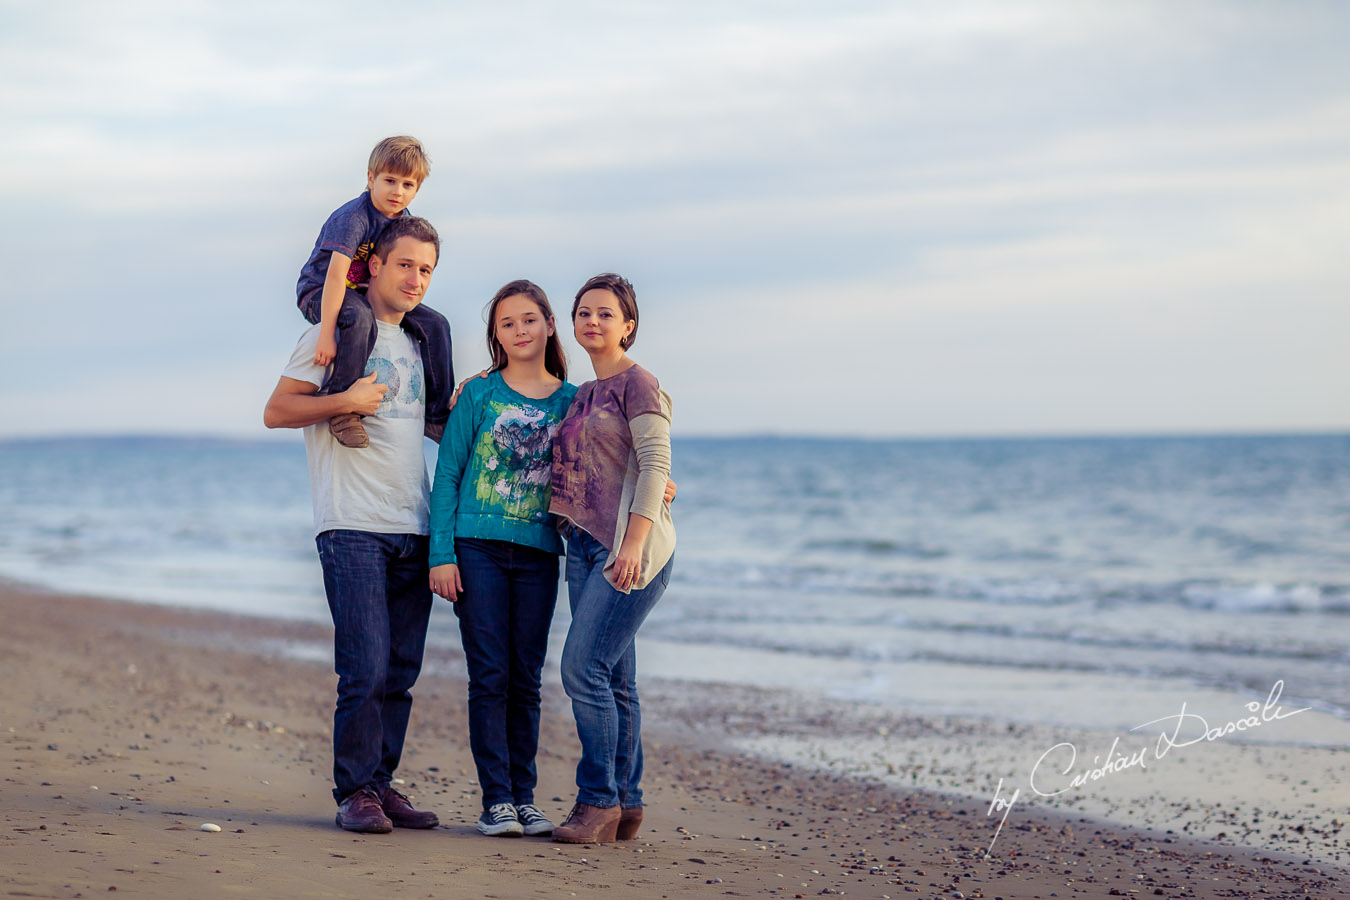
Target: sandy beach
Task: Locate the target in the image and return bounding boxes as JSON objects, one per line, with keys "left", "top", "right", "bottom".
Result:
{"left": 0, "top": 583, "right": 1344, "bottom": 899}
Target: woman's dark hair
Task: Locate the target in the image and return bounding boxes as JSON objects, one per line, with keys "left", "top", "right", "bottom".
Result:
{"left": 485, "top": 280, "right": 567, "bottom": 381}
{"left": 573, "top": 273, "right": 639, "bottom": 350}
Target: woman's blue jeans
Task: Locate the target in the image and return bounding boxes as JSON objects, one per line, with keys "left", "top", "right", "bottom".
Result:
{"left": 315, "top": 529, "right": 433, "bottom": 803}
{"left": 561, "top": 528, "right": 672, "bottom": 809}
{"left": 452, "top": 537, "right": 561, "bottom": 808}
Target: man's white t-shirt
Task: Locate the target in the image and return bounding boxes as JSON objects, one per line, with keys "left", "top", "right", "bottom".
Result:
{"left": 282, "top": 321, "right": 429, "bottom": 537}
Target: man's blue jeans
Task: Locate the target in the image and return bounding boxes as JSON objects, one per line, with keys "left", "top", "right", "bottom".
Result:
{"left": 316, "top": 529, "right": 433, "bottom": 803}
{"left": 560, "top": 528, "right": 672, "bottom": 809}
{"left": 452, "top": 537, "right": 560, "bottom": 808}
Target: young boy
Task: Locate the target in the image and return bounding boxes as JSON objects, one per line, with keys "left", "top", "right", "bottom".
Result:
{"left": 296, "top": 136, "right": 453, "bottom": 447}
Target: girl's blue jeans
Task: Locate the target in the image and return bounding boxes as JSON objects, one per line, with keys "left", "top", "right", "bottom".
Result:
{"left": 452, "top": 537, "right": 560, "bottom": 808}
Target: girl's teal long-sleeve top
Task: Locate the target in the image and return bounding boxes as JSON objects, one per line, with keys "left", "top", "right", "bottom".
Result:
{"left": 428, "top": 371, "right": 578, "bottom": 567}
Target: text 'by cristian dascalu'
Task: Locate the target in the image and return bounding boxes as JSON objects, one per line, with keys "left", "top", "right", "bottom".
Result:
{"left": 983, "top": 680, "right": 1310, "bottom": 854}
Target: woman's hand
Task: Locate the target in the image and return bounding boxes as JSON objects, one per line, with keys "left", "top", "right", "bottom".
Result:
{"left": 613, "top": 511, "right": 654, "bottom": 591}
{"left": 612, "top": 535, "right": 644, "bottom": 592}
{"left": 429, "top": 563, "right": 463, "bottom": 601}
{"left": 447, "top": 369, "right": 490, "bottom": 414}
{"left": 663, "top": 478, "right": 676, "bottom": 504}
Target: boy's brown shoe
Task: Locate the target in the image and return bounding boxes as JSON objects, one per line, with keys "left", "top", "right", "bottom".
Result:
{"left": 551, "top": 802, "right": 621, "bottom": 843}
{"left": 335, "top": 788, "right": 393, "bottom": 833}
{"left": 378, "top": 785, "right": 439, "bottom": 829}
{"left": 329, "top": 413, "right": 370, "bottom": 448}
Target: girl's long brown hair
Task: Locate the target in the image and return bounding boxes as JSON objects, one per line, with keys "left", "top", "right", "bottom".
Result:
{"left": 485, "top": 280, "right": 567, "bottom": 381}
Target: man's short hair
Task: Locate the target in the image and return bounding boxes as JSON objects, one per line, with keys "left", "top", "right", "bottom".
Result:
{"left": 373, "top": 216, "right": 440, "bottom": 266}
{"left": 369, "top": 135, "right": 431, "bottom": 184}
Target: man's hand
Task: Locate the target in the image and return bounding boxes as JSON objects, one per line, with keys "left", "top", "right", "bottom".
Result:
{"left": 342, "top": 372, "right": 388, "bottom": 416}
{"left": 313, "top": 329, "right": 338, "bottom": 366}
{"left": 429, "top": 563, "right": 463, "bottom": 601}
{"left": 664, "top": 478, "right": 677, "bottom": 504}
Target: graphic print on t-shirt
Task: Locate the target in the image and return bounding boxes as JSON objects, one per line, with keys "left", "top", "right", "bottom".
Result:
{"left": 472, "top": 400, "right": 560, "bottom": 522}
{"left": 345, "top": 241, "right": 375, "bottom": 290}
{"left": 363, "top": 327, "right": 424, "bottom": 420}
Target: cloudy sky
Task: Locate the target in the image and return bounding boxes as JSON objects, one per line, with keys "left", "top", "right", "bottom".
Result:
{"left": 3, "top": 0, "right": 1346, "bottom": 437}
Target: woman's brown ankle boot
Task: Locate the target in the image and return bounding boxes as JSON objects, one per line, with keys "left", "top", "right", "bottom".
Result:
{"left": 552, "top": 802, "right": 621, "bottom": 843}
{"left": 616, "top": 806, "right": 644, "bottom": 840}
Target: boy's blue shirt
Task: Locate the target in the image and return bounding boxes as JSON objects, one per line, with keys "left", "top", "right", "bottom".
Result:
{"left": 429, "top": 371, "right": 579, "bottom": 567}
{"left": 296, "top": 190, "right": 407, "bottom": 303}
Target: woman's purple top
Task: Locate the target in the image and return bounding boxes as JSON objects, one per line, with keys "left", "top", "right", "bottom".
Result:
{"left": 550, "top": 364, "right": 664, "bottom": 550}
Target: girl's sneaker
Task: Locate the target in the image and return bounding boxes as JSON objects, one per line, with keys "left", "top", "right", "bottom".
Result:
{"left": 515, "top": 803, "right": 555, "bottom": 836}
{"left": 477, "top": 803, "right": 524, "bottom": 837}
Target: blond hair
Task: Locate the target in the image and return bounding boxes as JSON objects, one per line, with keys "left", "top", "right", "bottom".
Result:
{"left": 368, "top": 135, "right": 431, "bottom": 184}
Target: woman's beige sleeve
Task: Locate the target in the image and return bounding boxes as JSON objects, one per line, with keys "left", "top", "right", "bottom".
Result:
{"left": 627, "top": 410, "right": 672, "bottom": 522}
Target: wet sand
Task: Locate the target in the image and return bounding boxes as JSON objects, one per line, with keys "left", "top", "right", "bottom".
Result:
{"left": 0, "top": 584, "right": 1344, "bottom": 899}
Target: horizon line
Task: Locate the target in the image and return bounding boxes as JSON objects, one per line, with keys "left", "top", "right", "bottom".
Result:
{"left": 2, "top": 427, "right": 1348, "bottom": 446}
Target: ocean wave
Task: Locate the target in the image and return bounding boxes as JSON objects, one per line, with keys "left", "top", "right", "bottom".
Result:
{"left": 640, "top": 622, "right": 1350, "bottom": 720}
{"left": 673, "top": 560, "right": 1350, "bottom": 614}
{"left": 1180, "top": 581, "right": 1342, "bottom": 612}
{"left": 799, "top": 537, "right": 949, "bottom": 559}
{"left": 648, "top": 603, "right": 1349, "bottom": 663}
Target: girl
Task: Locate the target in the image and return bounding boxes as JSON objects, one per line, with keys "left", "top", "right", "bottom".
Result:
{"left": 428, "top": 280, "right": 576, "bottom": 838}
{"left": 549, "top": 273, "right": 676, "bottom": 844}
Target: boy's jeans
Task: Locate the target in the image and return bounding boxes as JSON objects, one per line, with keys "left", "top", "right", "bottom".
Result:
{"left": 452, "top": 537, "right": 560, "bottom": 808}
{"left": 298, "top": 287, "right": 454, "bottom": 434}
{"left": 315, "top": 529, "right": 433, "bottom": 803}
{"left": 560, "top": 528, "right": 673, "bottom": 809}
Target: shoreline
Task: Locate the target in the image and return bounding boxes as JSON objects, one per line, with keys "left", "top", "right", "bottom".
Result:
{"left": 17, "top": 567, "right": 1341, "bottom": 863}
{"left": 639, "top": 674, "right": 1349, "bottom": 865}
{"left": 0, "top": 584, "right": 1344, "bottom": 899}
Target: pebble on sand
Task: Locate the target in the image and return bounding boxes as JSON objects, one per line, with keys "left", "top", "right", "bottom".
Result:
{"left": 200, "top": 823, "right": 222, "bottom": 832}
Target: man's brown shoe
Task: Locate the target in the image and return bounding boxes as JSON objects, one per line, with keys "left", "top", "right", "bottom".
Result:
{"left": 616, "top": 806, "right": 644, "bottom": 840}
{"left": 551, "top": 802, "right": 621, "bottom": 843}
{"left": 329, "top": 413, "right": 370, "bottom": 448}
{"left": 335, "top": 788, "right": 393, "bottom": 833}
{"left": 378, "top": 785, "right": 439, "bottom": 829}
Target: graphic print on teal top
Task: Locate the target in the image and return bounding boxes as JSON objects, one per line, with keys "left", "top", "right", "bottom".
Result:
{"left": 473, "top": 399, "right": 562, "bottom": 523}
{"left": 428, "top": 372, "right": 578, "bottom": 567}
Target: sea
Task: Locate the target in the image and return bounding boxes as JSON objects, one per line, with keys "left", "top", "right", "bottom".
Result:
{"left": 2, "top": 433, "right": 1347, "bottom": 738}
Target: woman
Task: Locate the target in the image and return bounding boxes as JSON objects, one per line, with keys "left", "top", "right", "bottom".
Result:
{"left": 549, "top": 273, "right": 675, "bottom": 844}
{"left": 428, "top": 280, "right": 576, "bottom": 838}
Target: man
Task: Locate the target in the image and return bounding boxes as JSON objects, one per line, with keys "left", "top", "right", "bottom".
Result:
{"left": 263, "top": 215, "right": 449, "bottom": 833}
